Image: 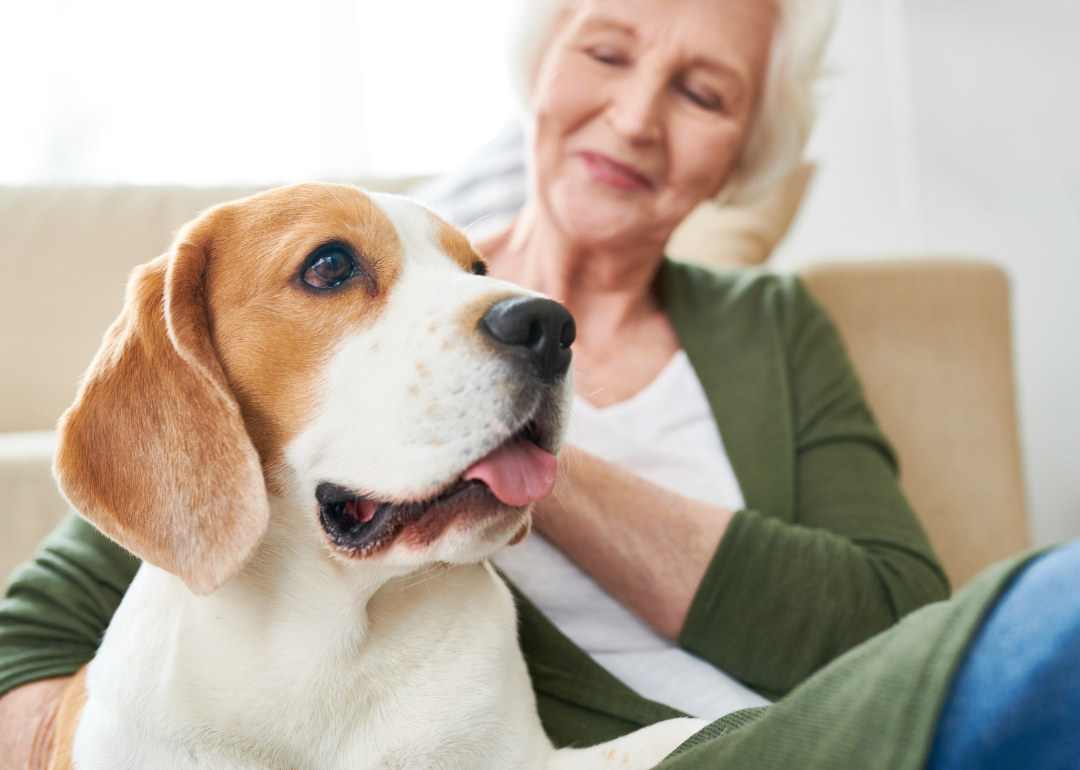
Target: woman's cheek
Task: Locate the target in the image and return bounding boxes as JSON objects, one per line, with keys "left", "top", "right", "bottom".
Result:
{"left": 532, "top": 61, "right": 610, "bottom": 205}
{"left": 675, "top": 123, "right": 746, "bottom": 201}
{"left": 537, "top": 56, "right": 609, "bottom": 134}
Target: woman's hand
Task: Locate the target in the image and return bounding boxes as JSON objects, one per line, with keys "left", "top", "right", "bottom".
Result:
{"left": 0, "top": 678, "right": 70, "bottom": 770}
{"left": 532, "top": 444, "right": 734, "bottom": 639}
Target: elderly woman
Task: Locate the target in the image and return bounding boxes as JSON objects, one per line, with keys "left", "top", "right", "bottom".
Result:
{"left": 3, "top": 0, "right": 1078, "bottom": 768}
{"left": 468, "top": 0, "right": 948, "bottom": 720}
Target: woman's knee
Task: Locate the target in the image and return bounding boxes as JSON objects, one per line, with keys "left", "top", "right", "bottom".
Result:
{"left": 927, "top": 539, "right": 1080, "bottom": 769}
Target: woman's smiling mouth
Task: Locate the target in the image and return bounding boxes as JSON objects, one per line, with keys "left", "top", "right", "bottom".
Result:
{"left": 577, "top": 151, "right": 656, "bottom": 191}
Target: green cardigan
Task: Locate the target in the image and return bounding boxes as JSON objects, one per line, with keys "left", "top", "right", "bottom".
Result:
{"left": 4, "top": 262, "right": 1016, "bottom": 768}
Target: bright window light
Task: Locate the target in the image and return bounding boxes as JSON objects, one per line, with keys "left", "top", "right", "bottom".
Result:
{"left": 0, "top": 0, "right": 518, "bottom": 185}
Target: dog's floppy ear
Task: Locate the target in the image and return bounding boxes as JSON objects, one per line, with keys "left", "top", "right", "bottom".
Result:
{"left": 54, "top": 217, "right": 268, "bottom": 595}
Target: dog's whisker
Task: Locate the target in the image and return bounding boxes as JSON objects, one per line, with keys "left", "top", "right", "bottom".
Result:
{"left": 396, "top": 563, "right": 461, "bottom": 593}
{"left": 426, "top": 567, "right": 463, "bottom": 589}
{"left": 320, "top": 182, "right": 348, "bottom": 214}
{"left": 463, "top": 212, "right": 497, "bottom": 237}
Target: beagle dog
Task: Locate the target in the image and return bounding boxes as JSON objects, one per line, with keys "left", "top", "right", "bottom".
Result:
{"left": 49, "top": 184, "right": 705, "bottom": 769}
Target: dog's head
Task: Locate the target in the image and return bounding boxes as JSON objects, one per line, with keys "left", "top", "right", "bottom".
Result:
{"left": 53, "top": 184, "right": 574, "bottom": 594}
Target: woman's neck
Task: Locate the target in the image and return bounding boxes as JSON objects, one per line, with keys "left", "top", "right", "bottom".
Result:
{"left": 477, "top": 202, "right": 681, "bottom": 408}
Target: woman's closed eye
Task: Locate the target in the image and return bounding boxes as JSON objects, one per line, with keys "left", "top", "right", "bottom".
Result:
{"left": 678, "top": 77, "right": 726, "bottom": 113}
{"left": 586, "top": 45, "right": 629, "bottom": 67}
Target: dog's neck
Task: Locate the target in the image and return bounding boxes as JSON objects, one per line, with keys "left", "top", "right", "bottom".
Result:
{"left": 190, "top": 493, "right": 466, "bottom": 666}
{"left": 94, "top": 493, "right": 545, "bottom": 769}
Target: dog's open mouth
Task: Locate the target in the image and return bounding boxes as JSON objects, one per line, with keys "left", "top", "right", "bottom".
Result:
{"left": 316, "top": 422, "right": 557, "bottom": 557}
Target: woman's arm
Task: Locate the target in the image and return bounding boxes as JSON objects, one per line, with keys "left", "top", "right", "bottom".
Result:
{"left": 0, "top": 677, "right": 70, "bottom": 770}
{"left": 535, "top": 438, "right": 950, "bottom": 701}
{"left": 536, "top": 271, "right": 951, "bottom": 698}
{"left": 0, "top": 515, "right": 138, "bottom": 699}
{"left": 679, "top": 442, "right": 951, "bottom": 698}
{"left": 0, "top": 514, "right": 139, "bottom": 764}
{"left": 534, "top": 448, "right": 732, "bottom": 639}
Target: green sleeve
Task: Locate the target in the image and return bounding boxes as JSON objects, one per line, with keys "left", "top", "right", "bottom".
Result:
{"left": 678, "top": 274, "right": 950, "bottom": 699}
{"left": 0, "top": 513, "right": 140, "bottom": 697}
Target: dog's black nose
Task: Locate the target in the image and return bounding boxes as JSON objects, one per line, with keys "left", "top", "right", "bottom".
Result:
{"left": 479, "top": 297, "right": 575, "bottom": 383}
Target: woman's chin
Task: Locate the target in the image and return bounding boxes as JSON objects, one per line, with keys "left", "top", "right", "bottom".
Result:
{"left": 545, "top": 183, "right": 675, "bottom": 255}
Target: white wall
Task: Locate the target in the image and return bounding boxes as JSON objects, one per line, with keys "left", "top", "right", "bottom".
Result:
{"left": 773, "top": 0, "right": 1080, "bottom": 546}
{"left": 0, "top": 0, "right": 517, "bottom": 184}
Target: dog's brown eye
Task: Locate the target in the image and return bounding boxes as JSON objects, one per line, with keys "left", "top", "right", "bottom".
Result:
{"left": 304, "top": 248, "right": 355, "bottom": 289}
{"left": 471, "top": 261, "right": 487, "bottom": 276}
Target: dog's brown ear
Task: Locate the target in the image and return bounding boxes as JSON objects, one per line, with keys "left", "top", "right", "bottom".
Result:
{"left": 54, "top": 221, "right": 268, "bottom": 595}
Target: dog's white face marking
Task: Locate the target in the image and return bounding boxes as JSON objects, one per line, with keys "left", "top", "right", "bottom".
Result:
{"left": 284, "top": 192, "right": 572, "bottom": 572}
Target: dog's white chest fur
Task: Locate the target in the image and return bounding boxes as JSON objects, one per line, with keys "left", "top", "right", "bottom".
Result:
{"left": 77, "top": 548, "right": 550, "bottom": 769}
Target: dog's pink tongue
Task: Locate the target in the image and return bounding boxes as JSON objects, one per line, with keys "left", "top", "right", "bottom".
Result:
{"left": 463, "top": 436, "right": 557, "bottom": 507}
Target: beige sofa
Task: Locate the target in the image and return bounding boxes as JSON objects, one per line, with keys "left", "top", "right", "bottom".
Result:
{"left": 0, "top": 182, "right": 1028, "bottom": 590}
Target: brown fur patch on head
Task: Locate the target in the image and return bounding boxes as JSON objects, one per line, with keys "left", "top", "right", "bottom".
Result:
{"left": 435, "top": 217, "right": 485, "bottom": 274}
{"left": 54, "top": 183, "right": 402, "bottom": 593}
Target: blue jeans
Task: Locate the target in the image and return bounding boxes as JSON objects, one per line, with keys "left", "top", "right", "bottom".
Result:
{"left": 927, "top": 538, "right": 1080, "bottom": 769}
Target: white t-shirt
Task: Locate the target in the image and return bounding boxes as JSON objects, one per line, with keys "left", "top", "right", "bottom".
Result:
{"left": 493, "top": 350, "right": 770, "bottom": 720}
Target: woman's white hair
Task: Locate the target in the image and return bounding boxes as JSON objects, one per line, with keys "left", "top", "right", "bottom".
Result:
{"left": 506, "top": 0, "right": 838, "bottom": 205}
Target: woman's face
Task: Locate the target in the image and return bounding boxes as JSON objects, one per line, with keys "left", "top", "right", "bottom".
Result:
{"left": 531, "top": 0, "right": 777, "bottom": 250}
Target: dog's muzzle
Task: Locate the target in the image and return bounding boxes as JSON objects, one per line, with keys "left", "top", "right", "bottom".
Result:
{"left": 314, "top": 296, "right": 574, "bottom": 560}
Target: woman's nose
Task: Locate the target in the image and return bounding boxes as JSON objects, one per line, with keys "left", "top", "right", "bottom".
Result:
{"left": 606, "top": 70, "right": 665, "bottom": 145}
